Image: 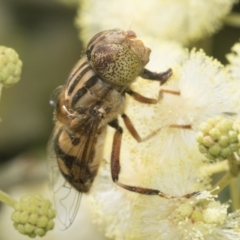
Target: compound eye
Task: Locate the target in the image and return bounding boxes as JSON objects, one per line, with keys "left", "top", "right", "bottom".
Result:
{"left": 91, "top": 43, "right": 140, "bottom": 86}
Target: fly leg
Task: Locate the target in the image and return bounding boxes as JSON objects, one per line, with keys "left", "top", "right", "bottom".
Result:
{"left": 108, "top": 118, "right": 195, "bottom": 197}
{"left": 126, "top": 88, "right": 181, "bottom": 104}
{"left": 121, "top": 113, "right": 160, "bottom": 142}
{"left": 108, "top": 118, "right": 165, "bottom": 196}
{"left": 126, "top": 68, "right": 178, "bottom": 104}
{"left": 109, "top": 119, "right": 195, "bottom": 198}
{"left": 141, "top": 68, "right": 172, "bottom": 85}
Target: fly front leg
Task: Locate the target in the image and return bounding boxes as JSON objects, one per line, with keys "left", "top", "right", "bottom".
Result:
{"left": 122, "top": 111, "right": 192, "bottom": 143}
{"left": 126, "top": 89, "right": 160, "bottom": 104}
{"left": 141, "top": 68, "right": 173, "bottom": 85}
{"left": 108, "top": 118, "right": 165, "bottom": 196}
{"left": 126, "top": 68, "right": 174, "bottom": 104}
{"left": 126, "top": 88, "right": 181, "bottom": 104}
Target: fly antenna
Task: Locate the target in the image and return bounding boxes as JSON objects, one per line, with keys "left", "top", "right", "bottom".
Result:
{"left": 128, "top": 18, "right": 135, "bottom": 30}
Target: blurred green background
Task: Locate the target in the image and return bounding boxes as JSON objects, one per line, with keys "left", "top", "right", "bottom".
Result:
{"left": 0, "top": 0, "right": 81, "bottom": 161}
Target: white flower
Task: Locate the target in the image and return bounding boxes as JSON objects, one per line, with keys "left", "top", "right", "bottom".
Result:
{"left": 132, "top": 193, "right": 240, "bottom": 240}
{"left": 89, "top": 166, "right": 240, "bottom": 240}
{"left": 226, "top": 41, "right": 240, "bottom": 81}
{"left": 87, "top": 45, "right": 240, "bottom": 239}
{"left": 76, "top": 0, "right": 236, "bottom": 45}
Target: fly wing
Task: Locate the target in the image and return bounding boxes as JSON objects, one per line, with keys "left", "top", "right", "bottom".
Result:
{"left": 47, "top": 116, "right": 103, "bottom": 229}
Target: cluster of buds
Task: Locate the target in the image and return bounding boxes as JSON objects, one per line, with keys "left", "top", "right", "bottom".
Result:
{"left": 11, "top": 195, "right": 56, "bottom": 238}
{"left": 196, "top": 116, "right": 239, "bottom": 160}
{"left": 0, "top": 46, "right": 22, "bottom": 88}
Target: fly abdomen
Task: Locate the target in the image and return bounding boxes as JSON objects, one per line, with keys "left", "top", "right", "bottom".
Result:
{"left": 53, "top": 123, "right": 106, "bottom": 192}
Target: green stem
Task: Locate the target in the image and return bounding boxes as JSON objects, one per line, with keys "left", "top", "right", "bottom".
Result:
{"left": 212, "top": 171, "right": 234, "bottom": 195}
{"left": 224, "top": 12, "right": 240, "bottom": 28}
{"left": 229, "top": 178, "right": 240, "bottom": 211}
{"left": 202, "top": 160, "right": 229, "bottom": 176}
{"left": 0, "top": 83, "right": 2, "bottom": 100}
{"left": 0, "top": 189, "right": 17, "bottom": 208}
{"left": 212, "top": 155, "right": 240, "bottom": 195}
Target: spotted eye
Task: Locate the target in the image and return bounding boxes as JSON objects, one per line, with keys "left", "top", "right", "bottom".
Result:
{"left": 91, "top": 43, "right": 141, "bottom": 86}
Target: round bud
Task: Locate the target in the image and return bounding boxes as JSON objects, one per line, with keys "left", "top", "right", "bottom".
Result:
{"left": 196, "top": 116, "right": 240, "bottom": 160}
{"left": 0, "top": 46, "right": 22, "bottom": 87}
{"left": 11, "top": 195, "right": 56, "bottom": 238}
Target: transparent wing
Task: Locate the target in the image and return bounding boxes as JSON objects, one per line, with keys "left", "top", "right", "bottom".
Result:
{"left": 47, "top": 127, "right": 81, "bottom": 229}
{"left": 47, "top": 116, "right": 102, "bottom": 229}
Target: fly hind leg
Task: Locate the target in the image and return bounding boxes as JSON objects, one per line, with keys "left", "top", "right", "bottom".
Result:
{"left": 108, "top": 118, "right": 165, "bottom": 197}
{"left": 108, "top": 118, "right": 195, "bottom": 198}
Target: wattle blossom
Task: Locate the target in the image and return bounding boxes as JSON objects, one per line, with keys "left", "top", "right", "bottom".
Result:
{"left": 87, "top": 44, "right": 240, "bottom": 240}
{"left": 226, "top": 40, "right": 240, "bottom": 81}
{"left": 76, "top": 0, "right": 237, "bottom": 45}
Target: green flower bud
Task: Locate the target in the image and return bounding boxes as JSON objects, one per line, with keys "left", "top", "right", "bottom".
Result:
{"left": 230, "top": 143, "right": 239, "bottom": 152}
{"left": 209, "top": 144, "right": 221, "bottom": 156}
{"left": 11, "top": 195, "right": 56, "bottom": 238}
{"left": 17, "top": 224, "right": 25, "bottom": 234}
{"left": 48, "top": 209, "right": 56, "bottom": 219}
{"left": 199, "top": 122, "right": 212, "bottom": 134}
{"left": 11, "top": 211, "right": 20, "bottom": 223}
{"left": 207, "top": 116, "right": 221, "bottom": 126}
{"left": 202, "top": 136, "right": 214, "bottom": 147}
{"left": 46, "top": 220, "right": 55, "bottom": 230}
{"left": 0, "top": 46, "right": 22, "bottom": 87}
{"left": 24, "top": 223, "right": 35, "bottom": 234}
{"left": 218, "top": 136, "right": 229, "bottom": 147}
{"left": 29, "top": 213, "right": 38, "bottom": 225}
{"left": 196, "top": 116, "right": 239, "bottom": 161}
{"left": 198, "top": 144, "right": 207, "bottom": 154}
{"left": 221, "top": 147, "right": 232, "bottom": 158}
{"left": 228, "top": 130, "right": 238, "bottom": 143}
{"left": 34, "top": 227, "right": 46, "bottom": 237}
{"left": 209, "top": 128, "right": 221, "bottom": 140}
{"left": 196, "top": 132, "right": 204, "bottom": 144}
{"left": 19, "top": 211, "right": 29, "bottom": 224}
{"left": 37, "top": 216, "right": 49, "bottom": 228}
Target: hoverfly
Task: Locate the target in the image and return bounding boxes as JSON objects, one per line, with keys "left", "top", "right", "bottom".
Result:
{"left": 49, "top": 29, "right": 172, "bottom": 227}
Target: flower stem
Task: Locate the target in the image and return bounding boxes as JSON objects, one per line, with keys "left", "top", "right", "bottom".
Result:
{"left": 0, "top": 189, "right": 17, "bottom": 208}
{"left": 212, "top": 171, "right": 234, "bottom": 195}
{"left": 202, "top": 160, "right": 229, "bottom": 175}
{"left": 0, "top": 83, "right": 2, "bottom": 100}
{"left": 224, "top": 13, "right": 240, "bottom": 28}
{"left": 229, "top": 178, "right": 240, "bottom": 211}
{"left": 212, "top": 155, "right": 240, "bottom": 195}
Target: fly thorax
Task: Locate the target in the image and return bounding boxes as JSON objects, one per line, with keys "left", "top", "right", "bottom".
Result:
{"left": 90, "top": 44, "right": 141, "bottom": 86}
